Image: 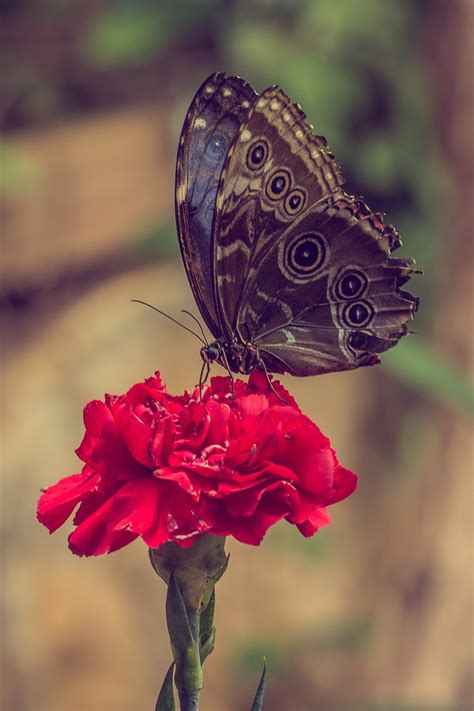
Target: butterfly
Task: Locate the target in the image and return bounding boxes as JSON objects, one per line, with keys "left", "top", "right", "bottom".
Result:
{"left": 175, "top": 72, "right": 420, "bottom": 383}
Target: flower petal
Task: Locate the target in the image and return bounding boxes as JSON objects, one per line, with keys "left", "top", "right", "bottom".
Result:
{"left": 37, "top": 467, "right": 100, "bottom": 533}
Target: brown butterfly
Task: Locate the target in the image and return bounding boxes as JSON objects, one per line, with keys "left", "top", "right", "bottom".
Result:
{"left": 175, "top": 73, "right": 420, "bottom": 382}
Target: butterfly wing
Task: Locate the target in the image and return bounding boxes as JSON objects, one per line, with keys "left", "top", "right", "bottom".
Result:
{"left": 175, "top": 73, "right": 257, "bottom": 336}
{"left": 212, "top": 83, "right": 419, "bottom": 374}
{"left": 211, "top": 86, "right": 345, "bottom": 340}
{"left": 238, "top": 197, "right": 420, "bottom": 375}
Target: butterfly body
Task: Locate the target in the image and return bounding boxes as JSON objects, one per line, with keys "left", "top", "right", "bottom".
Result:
{"left": 176, "top": 73, "right": 420, "bottom": 378}
{"left": 200, "top": 338, "right": 259, "bottom": 375}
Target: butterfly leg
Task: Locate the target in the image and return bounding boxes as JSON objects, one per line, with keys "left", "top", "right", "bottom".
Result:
{"left": 259, "top": 357, "right": 289, "bottom": 405}
{"left": 218, "top": 344, "right": 235, "bottom": 397}
{"left": 198, "top": 360, "right": 210, "bottom": 400}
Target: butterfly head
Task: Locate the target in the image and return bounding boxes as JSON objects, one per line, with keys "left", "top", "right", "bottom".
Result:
{"left": 200, "top": 343, "right": 220, "bottom": 364}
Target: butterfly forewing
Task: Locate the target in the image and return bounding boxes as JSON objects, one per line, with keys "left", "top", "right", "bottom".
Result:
{"left": 175, "top": 73, "right": 257, "bottom": 336}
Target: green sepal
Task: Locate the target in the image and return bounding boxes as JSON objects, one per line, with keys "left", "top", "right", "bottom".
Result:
{"left": 155, "top": 663, "right": 175, "bottom": 711}
{"left": 250, "top": 659, "right": 267, "bottom": 711}
{"left": 199, "top": 589, "right": 216, "bottom": 664}
{"left": 166, "top": 572, "right": 202, "bottom": 694}
{"left": 199, "top": 627, "right": 215, "bottom": 665}
{"left": 166, "top": 572, "right": 195, "bottom": 653}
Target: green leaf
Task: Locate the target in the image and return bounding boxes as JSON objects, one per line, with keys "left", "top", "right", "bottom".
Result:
{"left": 155, "top": 663, "right": 175, "bottom": 711}
{"left": 383, "top": 339, "right": 474, "bottom": 418}
{"left": 250, "top": 659, "right": 267, "bottom": 711}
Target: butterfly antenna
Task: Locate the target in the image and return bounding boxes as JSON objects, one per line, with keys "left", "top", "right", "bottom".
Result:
{"left": 181, "top": 309, "right": 209, "bottom": 347}
{"left": 131, "top": 300, "right": 206, "bottom": 345}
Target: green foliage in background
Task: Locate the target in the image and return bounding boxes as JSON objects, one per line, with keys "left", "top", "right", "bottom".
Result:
{"left": 0, "top": 143, "right": 42, "bottom": 196}
{"left": 81, "top": 5, "right": 165, "bottom": 67}
{"left": 238, "top": 615, "right": 373, "bottom": 676}
{"left": 80, "top": 3, "right": 199, "bottom": 68}
{"left": 384, "top": 340, "right": 474, "bottom": 419}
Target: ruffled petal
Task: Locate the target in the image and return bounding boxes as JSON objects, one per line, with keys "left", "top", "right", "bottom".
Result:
{"left": 37, "top": 467, "right": 100, "bottom": 533}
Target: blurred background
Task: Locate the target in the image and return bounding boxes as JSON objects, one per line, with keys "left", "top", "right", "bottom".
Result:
{"left": 1, "top": 1, "right": 473, "bottom": 710}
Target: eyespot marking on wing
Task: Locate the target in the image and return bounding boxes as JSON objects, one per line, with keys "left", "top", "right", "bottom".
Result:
{"left": 279, "top": 232, "right": 328, "bottom": 283}
{"left": 283, "top": 188, "right": 306, "bottom": 216}
{"left": 265, "top": 169, "right": 291, "bottom": 201}
{"left": 341, "top": 300, "right": 375, "bottom": 328}
{"left": 246, "top": 140, "right": 269, "bottom": 170}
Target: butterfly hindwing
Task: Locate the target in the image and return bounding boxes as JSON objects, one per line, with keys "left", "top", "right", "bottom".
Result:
{"left": 236, "top": 197, "right": 419, "bottom": 375}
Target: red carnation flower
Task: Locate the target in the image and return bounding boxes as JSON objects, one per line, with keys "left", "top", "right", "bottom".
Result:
{"left": 37, "top": 371, "right": 358, "bottom": 556}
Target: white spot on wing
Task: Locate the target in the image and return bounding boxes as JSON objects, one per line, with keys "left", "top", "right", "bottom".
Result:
{"left": 217, "top": 274, "right": 233, "bottom": 285}
{"left": 216, "top": 191, "right": 225, "bottom": 210}
{"left": 176, "top": 181, "right": 187, "bottom": 205}
{"left": 223, "top": 88, "right": 232, "bottom": 97}
{"left": 282, "top": 329, "right": 296, "bottom": 344}
{"left": 195, "top": 117, "right": 207, "bottom": 129}
{"left": 280, "top": 301, "right": 293, "bottom": 320}
{"left": 242, "top": 100, "right": 250, "bottom": 108}
{"left": 240, "top": 129, "right": 252, "bottom": 142}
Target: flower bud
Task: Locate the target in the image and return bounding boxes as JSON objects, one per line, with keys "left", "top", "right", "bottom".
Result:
{"left": 149, "top": 534, "right": 228, "bottom": 614}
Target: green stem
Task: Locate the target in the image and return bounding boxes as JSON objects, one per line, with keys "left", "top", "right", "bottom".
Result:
{"left": 177, "top": 688, "right": 200, "bottom": 711}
